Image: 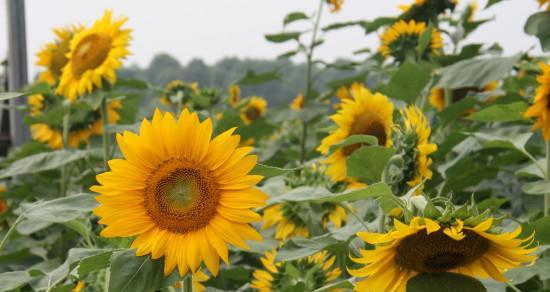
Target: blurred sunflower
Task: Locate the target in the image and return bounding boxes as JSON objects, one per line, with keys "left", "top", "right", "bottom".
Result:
{"left": 241, "top": 97, "right": 267, "bottom": 125}
{"left": 28, "top": 94, "right": 121, "bottom": 149}
{"left": 466, "top": 0, "right": 478, "bottom": 22}
{"left": 379, "top": 20, "right": 443, "bottom": 62}
{"left": 328, "top": 0, "right": 344, "bottom": 13}
{"left": 349, "top": 216, "right": 537, "bottom": 292}
{"left": 524, "top": 63, "right": 550, "bottom": 140}
{"left": 228, "top": 84, "right": 241, "bottom": 107}
{"left": 429, "top": 81, "right": 499, "bottom": 112}
{"left": 92, "top": 109, "right": 267, "bottom": 276}
{"left": 399, "top": 106, "right": 437, "bottom": 192}
{"left": 399, "top": 0, "right": 458, "bottom": 22}
{"left": 290, "top": 93, "right": 304, "bottom": 111}
{"left": 57, "top": 10, "right": 131, "bottom": 102}
{"left": 251, "top": 249, "right": 342, "bottom": 291}
{"left": 36, "top": 25, "right": 83, "bottom": 85}
{"left": 72, "top": 281, "right": 85, "bottom": 292}
{"left": 317, "top": 86, "right": 394, "bottom": 182}
{"left": 0, "top": 184, "right": 8, "bottom": 215}
{"left": 321, "top": 203, "right": 347, "bottom": 229}
{"left": 160, "top": 80, "right": 200, "bottom": 107}
{"left": 538, "top": 0, "right": 550, "bottom": 10}
{"left": 262, "top": 203, "right": 309, "bottom": 240}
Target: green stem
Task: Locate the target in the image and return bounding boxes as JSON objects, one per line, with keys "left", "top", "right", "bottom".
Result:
{"left": 60, "top": 110, "right": 71, "bottom": 196}
{"left": 182, "top": 274, "right": 192, "bottom": 292}
{"left": 378, "top": 207, "right": 386, "bottom": 233}
{"left": 444, "top": 88, "right": 453, "bottom": 110}
{"left": 100, "top": 95, "right": 110, "bottom": 170}
{"left": 0, "top": 214, "right": 23, "bottom": 252}
{"left": 104, "top": 268, "right": 110, "bottom": 292}
{"left": 506, "top": 281, "right": 522, "bottom": 292}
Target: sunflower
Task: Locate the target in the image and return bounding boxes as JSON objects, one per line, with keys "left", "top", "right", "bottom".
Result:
{"left": 399, "top": 106, "right": 437, "bottom": 192}
{"left": 56, "top": 10, "right": 131, "bottom": 102}
{"left": 349, "top": 216, "right": 537, "bottom": 292}
{"left": 160, "top": 80, "right": 200, "bottom": 107}
{"left": 251, "top": 249, "right": 342, "bottom": 292}
{"left": 317, "top": 86, "right": 394, "bottom": 182}
{"left": 322, "top": 203, "right": 348, "bottom": 229}
{"left": 0, "top": 184, "right": 7, "bottom": 215}
{"left": 467, "top": 0, "right": 478, "bottom": 22}
{"left": 525, "top": 63, "right": 550, "bottom": 140}
{"left": 328, "top": 0, "right": 344, "bottom": 13}
{"left": 72, "top": 281, "right": 85, "bottom": 292}
{"left": 379, "top": 20, "right": 443, "bottom": 62}
{"left": 240, "top": 97, "right": 267, "bottom": 125}
{"left": 429, "top": 81, "right": 499, "bottom": 112}
{"left": 290, "top": 94, "right": 304, "bottom": 111}
{"left": 92, "top": 109, "right": 267, "bottom": 276}
{"left": 36, "top": 26, "right": 83, "bottom": 85}
{"left": 262, "top": 203, "right": 309, "bottom": 240}
{"left": 538, "top": 0, "right": 550, "bottom": 10}
{"left": 228, "top": 84, "right": 241, "bottom": 107}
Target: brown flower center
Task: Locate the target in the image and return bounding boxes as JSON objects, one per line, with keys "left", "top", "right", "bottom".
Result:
{"left": 343, "top": 114, "right": 387, "bottom": 156}
{"left": 245, "top": 106, "right": 261, "bottom": 121}
{"left": 395, "top": 229, "right": 489, "bottom": 273}
{"left": 71, "top": 33, "right": 112, "bottom": 79}
{"left": 144, "top": 158, "right": 220, "bottom": 234}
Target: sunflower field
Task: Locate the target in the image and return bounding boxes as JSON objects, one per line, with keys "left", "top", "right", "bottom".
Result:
{"left": 1, "top": 0, "right": 550, "bottom": 291}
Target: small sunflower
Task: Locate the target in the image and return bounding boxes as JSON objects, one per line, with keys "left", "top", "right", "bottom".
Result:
{"left": 0, "top": 184, "right": 8, "bottom": 215}
{"left": 228, "top": 84, "right": 241, "bottom": 107}
{"left": 262, "top": 203, "right": 309, "bottom": 240}
{"left": 251, "top": 249, "right": 342, "bottom": 292}
{"left": 322, "top": 203, "right": 348, "bottom": 229}
{"left": 92, "top": 109, "right": 267, "bottom": 276}
{"left": 36, "top": 25, "right": 83, "bottom": 85}
{"left": 56, "top": 10, "right": 131, "bottom": 102}
{"left": 538, "top": 0, "right": 550, "bottom": 10}
{"left": 72, "top": 281, "right": 85, "bottom": 292}
{"left": 290, "top": 93, "right": 304, "bottom": 111}
{"left": 400, "top": 106, "right": 437, "bottom": 192}
{"left": 525, "top": 63, "right": 550, "bottom": 140}
{"left": 240, "top": 97, "right": 267, "bottom": 125}
{"left": 160, "top": 80, "right": 200, "bottom": 107}
{"left": 349, "top": 216, "right": 537, "bottom": 292}
{"left": 429, "top": 81, "right": 499, "bottom": 112}
{"left": 379, "top": 20, "right": 443, "bottom": 62}
{"left": 317, "top": 86, "right": 394, "bottom": 182}
{"left": 328, "top": 0, "right": 344, "bottom": 13}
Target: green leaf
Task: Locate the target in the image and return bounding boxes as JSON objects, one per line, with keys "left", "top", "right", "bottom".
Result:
{"left": 250, "top": 164, "right": 301, "bottom": 178}
{"left": 467, "top": 102, "right": 529, "bottom": 122}
{"left": 505, "top": 257, "right": 550, "bottom": 284}
{"left": 313, "top": 279, "right": 354, "bottom": 292}
{"left": 21, "top": 193, "right": 98, "bottom": 223}
{"left": 436, "top": 54, "right": 521, "bottom": 89}
{"left": 347, "top": 146, "right": 396, "bottom": 182}
{"left": 416, "top": 23, "right": 433, "bottom": 56}
{"left": 0, "top": 271, "right": 34, "bottom": 291}
{"left": 486, "top": 0, "right": 507, "bottom": 8}
{"left": 383, "top": 61, "right": 431, "bottom": 103}
{"left": 268, "top": 187, "right": 332, "bottom": 204}
{"left": 472, "top": 132, "right": 532, "bottom": 152}
{"left": 438, "top": 97, "right": 477, "bottom": 124}
{"left": 116, "top": 78, "right": 149, "bottom": 89}
{"left": 265, "top": 31, "right": 301, "bottom": 43}
{"left": 78, "top": 251, "right": 114, "bottom": 277}
{"left": 0, "top": 92, "right": 25, "bottom": 100}
{"left": 0, "top": 149, "right": 89, "bottom": 179}
{"left": 277, "top": 50, "right": 299, "bottom": 59}
{"left": 238, "top": 70, "right": 281, "bottom": 86}
{"left": 407, "top": 272, "right": 487, "bottom": 292}
{"left": 109, "top": 249, "right": 179, "bottom": 292}
{"left": 284, "top": 12, "right": 309, "bottom": 26}
{"left": 525, "top": 12, "right": 550, "bottom": 51}
{"left": 318, "top": 183, "right": 393, "bottom": 202}
{"left": 533, "top": 216, "right": 550, "bottom": 245}
{"left": 328, "top": 134, "right": 379, "bottom": 154}
{"left": 523, "top": 180, "right": 550, "bottom": 195}
{"left": 322, "top": 20, "right": 363, "bottom": 32}
{"left": 360, "top": 17, "right": 395, "bottom": 34}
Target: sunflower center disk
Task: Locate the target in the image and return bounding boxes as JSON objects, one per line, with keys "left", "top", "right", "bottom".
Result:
{"left": 343, "top": 115, "right": 387, "bottom": 156}
{"left": 71, "top": 33, "right": 112, "bottom": 79}
{"left": 395, "top": 229, "right": 490, "bottom": 272}
{"left": 245, "top": 107, "right": 261, "bottom": 121}
{"left": 144, "top": 159, "right": 220, "bottom": 234}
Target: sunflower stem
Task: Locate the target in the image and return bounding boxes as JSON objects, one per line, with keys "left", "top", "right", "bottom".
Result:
{"left": 60, "top": 109, "right": 71, "bottom": 196}
{"left": 104, "top": 268, "right": 110, "bottom": 292}
{"left": 0, "top": 213, "right": 23, "bottom": 252}
{"left": 182, "top": 274, "right": 192, "bottom": 292}
{"left": 100, "top": 94, "right": 110, "bottom": 170}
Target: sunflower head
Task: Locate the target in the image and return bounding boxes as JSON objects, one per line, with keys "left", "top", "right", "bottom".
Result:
{"left": 400, "top": 0, "right": 458, "bottom": 22}
{"left": 350, "top": 214, "right": 537, "bottom": 291}
{"left": 290, "top": 94, "right": 304, "bottom": 111}
{"left": 36, "top": 25, "right": 83, "bottom": 85}
{"left": 251, "top": 249, "right": 342, "bottom": 292}
{"left": 379, "top": 20, "right": 443, "bottom": 62}
{"left": 160, "top": 80, "right": 199, "bottom": 106}
{"left": 524, "top": 63, "right": 550, "bottom": 140}
{"left": 327, "top": 0, "right": 344, "bottom": 13}
{"left": 429, "top": 81, "right": 499, "bottom": 112}
{"left": 228, "top": 84, "right": 241, "bottom": 107}
{"left": 240, "top": 96, "right": 267, "bottom": 125}
{"left": 27, "top": 94, "right": 45, "bottom": 117}
{"left": 262, "top": 203, "right": 309, "bottom": 240}
{"left": 317, "top": 86, "right": 394, "bottom": 182}
{"left": 56, "top": 10, "right": 131, "bottom": 102}
{"left": 92, "top": 109, "right": 267, "bottom": 277}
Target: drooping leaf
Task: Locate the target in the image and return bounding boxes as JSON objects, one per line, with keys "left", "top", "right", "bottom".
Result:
{"left": 265, "top": 31, "right": 302, "bottom": 43}
{"left": 284, "top": 12, "right": 309, "bottom": 26}
{"left": 407, "top": 272, "right": 487, "bottom": 292}
{"left": 467, "top": 102, "right": 529, "bottom": 122}
{"left": 522, "top": 180, "right": 550, "bottom": 195}
{"left": 0, "top": 150, "right": 89, "bottom": 179}
{"left": 21, "top": 193, "right": 98, "bottom": 223}
{"left": 383, "top": 61, "right": 431, "bottom": 103}
{"left": 486, "top": 0, "right": 507, "bottom": 8}
{"left": 525, "top": 11, "right": 550, "bottom": 51}
{"left": 359, "top": 17, "right": 395, "bottom": 34}
{"left": 238, "top": 70, "right": 281, "bottom": 86}
{"left": 532, "top": 216, "right": 550, "bottom": 244}
{"left": 0, "top": 92, "right": 25, "bottom": 100}
{"left": 347, "top": 146, "right": 396, "bottom": 182}
{"left": 0, "top": 271, "right": 34, "bottom": 292}
{"left": 77, "top": 250, "right": 114, "bottom": 277}
{"left": 416, "top": 23, "right": 434, "bottom": 56}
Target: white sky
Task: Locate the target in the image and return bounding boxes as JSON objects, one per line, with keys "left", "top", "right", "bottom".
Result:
{"left": 0, "top": 0, "right": 544, "bottom": 79}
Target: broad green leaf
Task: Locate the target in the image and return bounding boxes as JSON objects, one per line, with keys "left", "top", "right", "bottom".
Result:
{"left": 268, "top": 187, "right": 332, "bottom": 204}
{"left": 116, "top": 79, "right": 149, "bottom": 89}
{"left": 0, "top": 150, "right": 89, "bottom": 179}
{"left": 467, "top": 102, "right": 529, "bottom": 122}
{"left": 407, "top": 272, "right": 487, "bottom": 292}
{"left": 265, "top": 31, "right": 301, "bottom": 43}
{"left": 525, "top": 12, "right": 550, "bottom": 51}
{"left": 472, "top": 132, "right": 532, "bottom": 152}
{"left": 533, "top": 216, "right": 550, "bottom": 244}
{"left": 109, "top": 249, "right": 179, "bottom": 292}
{"left": 77, "top": 250, "right": 114, "bottom": 277}
{"left": 284, "top": 12, "right": 309, "bottom": 26}
{"left": 383, "top": 61, "right": 431, "bottom": 103}
{"left": 318, "top": 183, "right": 392, "bottom": 202}
{"left": 505, "top": 257, "right": 550, "bottom": 284}
{"left": 516, "top": 159, "right": 546, "bottom": 179}
{"left": 0, "top": 92, "right": 25, "bottom": 100}
{"left": 277, "top": 50, "right": 299, "bottom": 59}
{"left": 416, "top": 23, "right": 433, "bottom": 56}
{"left": 251, "top": 164, "right": 301, "bottom": 178}
{"left": 522, "top": 180, "right": 550, "bottom": 195}
{"left": 0, "top": 271, "right": 34, "bottom": 292}
{"left": 347, "top": 146, "right": 396, "bottom": 182}
{"left": 238, "top": 70, "right": 281, "bottom": 86}
{"left": 328, "top": 134, "right": 378, "bottom": 154}
{"left": 21, "top": 193, "right": 98, "bottom": 223}
{"left": 486, "top": 0, "right": 507, "bottom": 8}
{"left": 476, "top": 198, "right": 508, "bottom": 211}
{"left": 62, "top": 219, "right": 90, "bottom": 239}
{"left": 438, "top": 97, "right": 477, "bottom": 124}
{"left": 322, "top": 20, "right": 363, "bottom": 32}
{"left": 360, "top": 17, "right": 395, "bottom": 34}
{"left": 436, "top": 54, "right": 521, "bottom": 89}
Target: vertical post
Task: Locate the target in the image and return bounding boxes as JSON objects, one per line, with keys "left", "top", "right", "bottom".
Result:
{"left": 6, "top": 0, "right": 30, "bottom": 147}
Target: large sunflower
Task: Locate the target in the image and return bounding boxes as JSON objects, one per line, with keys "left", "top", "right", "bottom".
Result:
{"left": 92, "top": 109, "right": 267, "bottom": 276}
{"left": 524, "top": 63, "right": 550, "bottom": 140}
{"left": 349, "top": 217, "right": 536, "bottom": 292}
{"left": 36, "top": 26, "right": 83, "bottom": 85}
{"left": 400, "top": 106, "right": 437, "bottom": 192}
{"left": 240, "top": 97, "right": 267, "bottom": 125}
{"left": 251, "top": 249, "right": 342, "bottom": 292}
{"left": 379, "top": 20, "right": 443, "bottom": 62}
{"left": 317, "top": 86, "right": 394, "bottom": 182}
{"left": 56, "top": 11, "right": 131, "bottom": 102}
{"left": 429, "top": 81, "right": 499, "bottom": 112}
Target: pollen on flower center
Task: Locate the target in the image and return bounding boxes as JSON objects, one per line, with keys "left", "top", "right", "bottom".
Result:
{"left": 343, "top": 116, "right": 387, "bottom": 156}
{"left": 71, "top": 34, "right": 112, "bottom": 79}
{"left": 144, "top": 158, "right": 220, "bottom": 234}
{"left": 395, "top": 229, "right": 490, "bottom": 272}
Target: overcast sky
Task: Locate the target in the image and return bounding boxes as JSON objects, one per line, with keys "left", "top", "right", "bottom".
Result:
{"left": 0, "top": 0, "right": 544, "bottom": 79}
